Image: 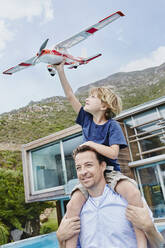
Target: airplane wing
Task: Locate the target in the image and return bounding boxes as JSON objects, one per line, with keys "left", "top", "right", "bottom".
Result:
{"left": 55, "top": 11, "right": 124, "bottom": 50}
{"left": 3, "top": 56, "right": 38, "bottom": 75}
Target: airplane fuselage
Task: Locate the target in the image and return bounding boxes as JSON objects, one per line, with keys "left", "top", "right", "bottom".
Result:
{"left": 38, "top": 49, "right": 78, "bottom": 65}
{"left": 38, "top": 49, "right": 64, "bottom": 64}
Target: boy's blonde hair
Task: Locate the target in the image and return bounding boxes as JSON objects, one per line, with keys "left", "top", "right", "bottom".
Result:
{"left": 89, "top": 86, "right": 122, "bottom": 119}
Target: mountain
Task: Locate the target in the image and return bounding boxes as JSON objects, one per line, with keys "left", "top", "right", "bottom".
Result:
{"left": 0, "top": 62, "right": 165, "bottom": 146}
{"left": 76, "top": 62, "right": 165, "bottom": 95}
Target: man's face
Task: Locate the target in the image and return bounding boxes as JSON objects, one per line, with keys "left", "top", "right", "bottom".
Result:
{"left": 75, "top": 151, "right": 106, "bottom": 190}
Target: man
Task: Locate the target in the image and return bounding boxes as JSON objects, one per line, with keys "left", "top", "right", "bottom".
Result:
{"left": 57, "top": 145, "right": 164, "bottom": 248}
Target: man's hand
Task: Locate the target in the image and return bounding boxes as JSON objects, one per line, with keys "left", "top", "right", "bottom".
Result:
{"left": 126, "top": 203, "right": 154, "bottom": 232}
{"left": 56, "top": 215, "right": 80, "bottom": 243}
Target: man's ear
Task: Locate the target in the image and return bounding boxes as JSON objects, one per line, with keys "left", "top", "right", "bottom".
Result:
{"left": 101, "top": 161, "right": 107, "bottom": 172}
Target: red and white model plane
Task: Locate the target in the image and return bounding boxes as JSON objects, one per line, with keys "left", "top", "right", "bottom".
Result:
{"left": 3, "top": 11, "right": 124, "bottom": 76}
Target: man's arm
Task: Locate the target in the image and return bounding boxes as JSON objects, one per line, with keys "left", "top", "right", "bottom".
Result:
{"left": 126, "top": 204, "right": 165, "bottom": 248}
{"left": 56, "top": 215, "right": 80, "bottom": 248}
{"left": 55, "top": 62, "right": 82, "bottom": 114}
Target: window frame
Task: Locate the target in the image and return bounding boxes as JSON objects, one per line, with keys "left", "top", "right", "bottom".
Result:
{"left": 124, "top": 107, "right": 165, "bottom": 161}
{"left": 22, "top": 124, "right": 82, "bottom": 203}
{"left": 135, "top": 161, "right": 165, "bottom": 220}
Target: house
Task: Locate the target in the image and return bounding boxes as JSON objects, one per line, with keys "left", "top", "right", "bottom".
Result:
{"left": 22, "top": 96, "right": 165, "bottom": 229}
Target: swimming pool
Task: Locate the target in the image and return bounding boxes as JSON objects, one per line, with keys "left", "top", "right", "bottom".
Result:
{"left": 0, "top": 232, "right": 59, "bottom": 248}
{"left": 1, "top": 225, "right": 165, "bottom": 248}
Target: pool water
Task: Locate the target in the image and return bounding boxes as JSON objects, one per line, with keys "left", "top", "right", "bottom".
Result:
{"left": 1, "top": 226, "right": 165, "bottom": 247}
{"left": 1, "top": 232, "right": 59, "bottom": 248}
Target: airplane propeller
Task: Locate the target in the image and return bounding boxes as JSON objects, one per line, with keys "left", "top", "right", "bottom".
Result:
{"left": 38, "top": 38, "right": 49, "bottom": 55}
{"left": 33, "top": 38, "right": 49, "bottom": 64}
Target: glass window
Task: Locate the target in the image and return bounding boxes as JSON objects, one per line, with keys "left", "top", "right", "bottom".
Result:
{"left": 159, "top": 105, "right": 165, "bottom": 119}
{"left": 129, "top": 142, "right": 140, "bottom": 160}
{"left": 160, "top": 164, "right": 165, "bottom": 185}
{"left": 124, "top": 117, "right": 133, "bottom": 127}
{"left": 140, "top": 135, "right": 165, "bottom": 159}
{"left": 63, "top": 135, "right": 83, "bottom": 183}
{"left": 124, "top": 109, "right": 165, "bottom": 161}
{"left": 137, "top": 165, "right": 165, "bottom": 218}
{"left": 134, "top": 109, "right": 157, "bottom": 127}
{"left": 31, "top": 142, "right": 64, "bottom": 192}
{"left": 136, "top": 122, "right": 162, "bottom": 135}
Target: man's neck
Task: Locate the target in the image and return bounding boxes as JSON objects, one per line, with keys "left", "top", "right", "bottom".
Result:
{"left": 88, "top": 180, "right": 106, "bottom": 198}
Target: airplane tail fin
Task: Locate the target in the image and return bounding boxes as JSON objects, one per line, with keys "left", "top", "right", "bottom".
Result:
{"left": 68, "top": 53, "right": 102, "bottom": 69}
{"left": 82, "top": 53, "right": 102, "bottom": 63}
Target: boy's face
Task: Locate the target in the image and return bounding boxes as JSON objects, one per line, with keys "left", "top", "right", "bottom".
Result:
{"left": 84, "top": 93, "right": 106, "bottom": 114}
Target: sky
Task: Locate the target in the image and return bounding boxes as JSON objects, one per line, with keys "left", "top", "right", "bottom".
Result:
{"left": 0, "top": 0, "right": 165, "bottom": 114}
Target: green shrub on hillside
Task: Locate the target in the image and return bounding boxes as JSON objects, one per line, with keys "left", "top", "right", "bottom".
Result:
{"left": 0, "top": 150, "right": 22, "bottom": 170}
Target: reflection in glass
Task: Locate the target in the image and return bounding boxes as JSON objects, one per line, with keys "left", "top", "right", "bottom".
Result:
{"left": 124, "top": 117, "right": 133, "bottom": 127}
{"left": 136, "top": 122, "right": 162, "bottom": 135}
{"left": 138, "top": 166, "right": 165, "bottom": 218}
{"left": 130, "top": 142, "right": 140, "bottom": 161}
{"left": 63, "top": 135, "right": 83, "bottom": 183}
{"left": 134, "top": 109, "right": 157, "bottom": 126}
{"left": 140, "top": 134, "right": 165, "bottom": 159}
{"left": 159, "top": 105, "right": 165, "bottom": 119}
{"left": 124, "top": 108, "right": 165, "bottom": 160}
{"left": 160, "top": 164, "right": 165, "bottom": 185}
{"left": 31, "top": 142, "right": 64, "bottom": 191}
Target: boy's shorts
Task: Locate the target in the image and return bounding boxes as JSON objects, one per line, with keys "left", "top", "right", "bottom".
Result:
{"left": 71, "top": 170, "right": 137, "bottom": 200}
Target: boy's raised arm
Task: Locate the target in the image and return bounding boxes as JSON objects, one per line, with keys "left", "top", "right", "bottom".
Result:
{"left": 54, "top": 62, "right": 82, "bottom": 114}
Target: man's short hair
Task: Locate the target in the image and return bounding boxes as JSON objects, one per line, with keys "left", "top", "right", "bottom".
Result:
{"left": 73, "top": 145, "right": 106, "bottom": 164}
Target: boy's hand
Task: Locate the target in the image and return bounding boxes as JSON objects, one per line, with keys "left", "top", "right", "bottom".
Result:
{"left": 80, "top": 141, "right": 96, "bottom": 148}
{"left": 126, "top": 203, "right": 153, "bottom": 232}
{"left": 53, "top": 59, "right": 66, "bottom": 73}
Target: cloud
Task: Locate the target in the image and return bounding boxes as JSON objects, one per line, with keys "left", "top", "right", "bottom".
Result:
{"left": 0, "top": 0, "right": 54, "bottom": 22}
{"left": 0, "top": 1, "right": 54, "bottom": 53}
{"left": 120, "top": 46, "right": 165, "bottom": 72}
{"left": 116, "top": 28, "right": 130, "bottom": 46}
{"left": 0, "top": 21, "right": 14, "bottom": 52}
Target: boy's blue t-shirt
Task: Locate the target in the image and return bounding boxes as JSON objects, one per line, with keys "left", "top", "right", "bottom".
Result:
{"left": 76, "top": 107, "right": 127, "bottom": 171}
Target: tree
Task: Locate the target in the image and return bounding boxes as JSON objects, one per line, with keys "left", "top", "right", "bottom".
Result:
{"left": 0, "top": 221, "right": 9, "bottom": 245}
{"left": 0, "top": 168, "right": 53, "bottom": 244}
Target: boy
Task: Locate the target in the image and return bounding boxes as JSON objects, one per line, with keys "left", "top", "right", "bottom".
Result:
{"left": 54, "top": 61, "right": 147, "bottom": 248}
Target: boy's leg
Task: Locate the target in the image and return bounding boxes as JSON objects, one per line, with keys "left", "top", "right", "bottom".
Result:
{"left": 106, "top": 171, "right": 147, "bottom": 248}
{"left": 66, "top": 187, "right": 87, "bottom": 248}
{"left": 115, "top": 179, "right": 147, "bottom": 248}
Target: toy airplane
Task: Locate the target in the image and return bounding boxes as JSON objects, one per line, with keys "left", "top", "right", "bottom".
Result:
{"left": 3, "top": 11, "right": 124, "bottom": 76}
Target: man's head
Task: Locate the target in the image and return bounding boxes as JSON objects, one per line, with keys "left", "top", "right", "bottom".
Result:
{"left": 73, "top": 145, "right": 106, "bottom": 193}
{"left": 84, "top": 87, "right": 122, "bottom": 119}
